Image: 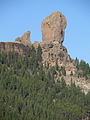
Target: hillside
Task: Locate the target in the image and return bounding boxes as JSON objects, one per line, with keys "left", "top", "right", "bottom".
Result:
{"left": 0, "top": 11, "right": 90, "bottom": 120}
{"left": 0, "top": 49, "right": 90, "bottom": 120}
{"left": 0, "top": 11, "right": 90, "bottom": 94}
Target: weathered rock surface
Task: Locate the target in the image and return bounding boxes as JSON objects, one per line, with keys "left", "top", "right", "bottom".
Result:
{"left": 0, "top": 12, "right": 76, "bottom": 74}
{"left": 0, "top": 11, "right": 90, "bottom": 94}
{"left": 39, "top": 11, "right": 75, "bottom": 74}
{"left": 64, "top": 76, "right": 90, "bottom": 94}
{"left": 33, "top": 41, "right": 40, "bottom": 48}
{"left": 42, "top": 11, "right": 67, "bottom": 44}
{"left": 16, "top": 31, "right": 31, "bottom": 46}
{"left": 0, "top": 42, "right": 30, "bottom": 55}
{"left": 0, "top": 31, "right": 31, "bottom": 55}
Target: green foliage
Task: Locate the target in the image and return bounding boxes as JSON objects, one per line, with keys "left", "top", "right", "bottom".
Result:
{"left": 37, "top": 45, "right": 42, "bottom": 62}
{"left": 76, "top": 59, "right": 90, "bottom": 79}
{"left": 61, "top": 66, "right": 66, "bottom": 76}
{"left": 0, "top": 48, "right": 90, "bottom": 120}
{"left": 75, "top": 57, "right": 79, "bottom": 70}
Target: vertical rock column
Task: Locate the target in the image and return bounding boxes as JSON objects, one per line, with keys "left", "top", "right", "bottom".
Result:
{"left": 42, "top": 11, "right": 67, "bottom": 44}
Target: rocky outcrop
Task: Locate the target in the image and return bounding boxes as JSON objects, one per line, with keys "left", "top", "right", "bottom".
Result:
{"left": 64, "top": 76, "right": 90, "bottom": 94}
{"left": 16, "top": 31, "right": 31, "bottom": 46}
{"left": 0, "top": 42, "right": 30, "bottom": 55}
{"left": 0, "top": 31, "right": 31, "bottom": 55}
{"left": 33, "top": 41, "right": 40, "bottom": 48}
{"left": 39, "top": 11, "right": 75, "bottom": 74}
{"left": 0, "top": 11, "right": 75, "bottom": 73}
{"left": 42, "top": 11, "right": 67, "bottom": 44}
{"left": 0, "top": 11, "right": 90, "bottom": 94}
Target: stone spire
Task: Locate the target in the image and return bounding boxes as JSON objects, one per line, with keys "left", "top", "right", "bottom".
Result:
{"left": 42, "top": 11, "right": 67, "bottom": 44}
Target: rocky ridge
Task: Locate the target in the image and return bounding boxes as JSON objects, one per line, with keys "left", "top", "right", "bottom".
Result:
{"left": 34, "top": 11, "right": 76, "bottom": 75}
{"left": 0, "top": 31, "right": 31, "bottom": 54}
{"left": 0, "top": 11, "right": 90, "bottom": 94}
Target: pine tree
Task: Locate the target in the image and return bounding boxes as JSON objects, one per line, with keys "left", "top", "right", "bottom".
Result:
{"left": 75, "top": 57, "right": 79, "bottom": 70}
{"left": 37, "top": 45, "right": 42, "bottom": 62}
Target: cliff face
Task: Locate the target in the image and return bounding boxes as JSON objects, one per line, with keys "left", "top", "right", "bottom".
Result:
{"left": 34, "top": 11, "right": 76, "bottom": 74}
{"left": 42, "top": 11, "right": 66, "bottom": 44}
{"left": 0, "top": 31, "right": 31, "bottom": 55}
{"left": 0, "top": 11, "right": 75, "bottom": 73}
{"left": 0, "top": 11, "right": 90, "bottom": 94}
{"left": 0, "top": 42, "right": 30, "bottom": 55}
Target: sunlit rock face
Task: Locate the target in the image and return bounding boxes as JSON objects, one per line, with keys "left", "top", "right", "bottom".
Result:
{"left": 42, "top": 11, "right": 67, "bottom": 44}
{"left": 0, "top": 11, "right": 90, "bottom": 94}
{"left": 40, "top": 12, "right": 74, "bottom": 69}
{"left": 16, "top": 31, "right": 32, "bottom": 46}
{"left": 0, "top": 42, "right": 30, "bottom": 55}
{"left": 0, "top": 31, "right": 31, "bottom": 55}
{"left": 0, "top": 11, "right": 75, "bottom": 73}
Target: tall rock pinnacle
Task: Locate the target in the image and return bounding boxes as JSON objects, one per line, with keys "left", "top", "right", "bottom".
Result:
{"left": 42, "top": 11, "right": 67, "bottom": 44}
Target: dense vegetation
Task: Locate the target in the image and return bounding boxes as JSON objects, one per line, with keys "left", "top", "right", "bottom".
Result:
{"left": 75, "top": 57, "right": 90, "bottom": 79}
{"left": 0, "top": 46, "right": 90, "bottom": 120}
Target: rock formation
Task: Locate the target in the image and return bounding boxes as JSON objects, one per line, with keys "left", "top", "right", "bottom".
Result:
{"left": 0, "top": 11, "right": 75, "bottom": 73}
{"left": 42, "top": 11, "right": 67, "bottom": 44}
{"left": 0, "top": 31, "right": 31, "bottom": 54}
{"left": 16, "top": 31, "right": 31, "bottom": 46}
{"left": 40, "top": 11, "right": 75, "bottom": 74}
{"left": 0, "top": 11, "right": 90, "bottom": 94}
{"left": 0, "top": 42, "right": 30, "bottom": 55}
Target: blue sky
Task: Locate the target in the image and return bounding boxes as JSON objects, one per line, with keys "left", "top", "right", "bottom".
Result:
{"left": 0, "top": 0, "right": 90, "bottom": 63}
